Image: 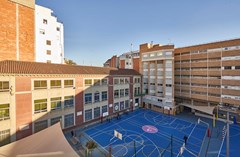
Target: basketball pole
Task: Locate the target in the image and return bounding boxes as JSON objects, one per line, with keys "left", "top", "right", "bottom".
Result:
{"left": 171, "top": 135, "right": 173, "bottom": 157}
{"left": 134, "top": 140, "right": 136, "bottom": 157}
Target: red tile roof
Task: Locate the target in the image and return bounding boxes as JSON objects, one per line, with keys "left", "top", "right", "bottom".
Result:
{"left": 0, "top": 60, "right": 141, "bottom": 76}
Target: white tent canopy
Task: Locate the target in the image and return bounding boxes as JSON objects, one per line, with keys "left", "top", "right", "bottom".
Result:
{"left": 0, "top": 123, "right": 79, "bottom": 157}
{"left": 180, "top": 103, "right": 215, "bottom": 115}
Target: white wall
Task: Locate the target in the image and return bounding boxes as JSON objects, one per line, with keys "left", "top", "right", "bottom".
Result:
{"left": 35, "top": 5, "right": 64, "bottom": 64}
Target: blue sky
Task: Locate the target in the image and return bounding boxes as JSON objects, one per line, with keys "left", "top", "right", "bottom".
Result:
{"left": 36, "top": 0, "right": 240, "bottom": 66}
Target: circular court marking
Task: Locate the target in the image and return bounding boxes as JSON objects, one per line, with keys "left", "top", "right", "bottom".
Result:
{"left": 142, "top": 125, "right": 158, "bottom": 133}
{"left": 124, "top": 134, "right": 144, "bottom": 147}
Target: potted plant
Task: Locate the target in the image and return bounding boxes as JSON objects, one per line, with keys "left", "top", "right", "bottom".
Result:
{"left": 86, "top": 140, "right": 98, "bottom": 157}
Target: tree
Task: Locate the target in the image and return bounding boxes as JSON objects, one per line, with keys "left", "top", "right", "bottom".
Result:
{"left": 64, "top": 58, "right": 77, "bottom": 65}
{"left": 86, "top": 140, "right": 98, "bottom": 157}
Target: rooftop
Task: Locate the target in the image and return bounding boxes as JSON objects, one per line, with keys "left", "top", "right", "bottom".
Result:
{"left": 0, "top": 60, "right": 141, "bottom": 76}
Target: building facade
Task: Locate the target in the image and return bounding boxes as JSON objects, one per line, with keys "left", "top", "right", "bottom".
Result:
{"left": 35, "top": 5, "right": 64, "bottom": 64}
{"left": 103, "top": 55, "right": 119, "bottom": 68}
{"left": 0, "top": 60, "right": 141, "bottom": 146}
{"left": 139, "top": 43, "right": 175, "bottom": 114}
{"left": 174, "top": 39, "right": 240, "bottom": 118}
{"left": 119, "top": 50, "right": 140, "bottom": 72}
{"left": 0, "top": 0, "right": 35, "bottom": 62}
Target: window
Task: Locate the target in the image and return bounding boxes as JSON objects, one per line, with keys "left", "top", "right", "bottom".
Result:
{"left": 56, "top": 27, "right": 60, "bottom": 31}
{"left": 125, "top": 78, "right": 129, "bottom": 84}
{"left": 85, "top": 93, "right": 92, "bottom": 104}
{"left": 64, "top": 113, "right": 74, "bottom": 128}
{"left": 51, "top": 97, "right": 61, "bottom": 111}
{"left": 34, "top": 80, "right": 47, "bottom": 90}
{"left": 94, "top": 91, "right": 100, "bottom": 102}
{"left": 0, "top": 129, "right": 10, "bottom": 146}
{"left": 235, "top": 66, "right": 240, "bottom": 69}
{"left": 46, "top": 50, "right": 51, "bottom": 55}
{"left": 102, "top": 91, "right": 108, "bottom": 101}
{"left": 47, "top": 60, "right": 51, "bottom": 63}
{"left": 50, "top": 80, "right": 61, "bottom": 88}
{"left": 150, "top": 53, "right": 155, "bottom": 57}
{"left": 43, "top": 19, "right": 47, "bottom": 24}
{"left": 64, "top": 96, "right": 74, "bottom": 108}
{"left": 114, "top": 102, "right": 119, "bottom": 112}
{"left": 34, "top": 99, "right": 47, "bottom": 113}
{"left": 85, "top": 79, "right": 92, "bottom": 86}
{"left": 120, "top": 89, "right": 124, "bottom": 97}
{"left": 119, "top": 101, "right": 125, "bottom": 110}
{"left": 224, "top": 66, "right": 232, "bottom": 70}
{"left": 51, "top": 116, "right": 61, "bottom": 126}
{"left": 64, "top": 80, "right": 73, "bottom": 88}
{"left": 143, "top": 54, "right": 148, "bottom": 58}
{"left": 134, "top": 87, "right": 140, "bottom": 96}
{"left": 46, "top": 40, "right": 51, "bottom": 45}
{"left": 157, "top": 52, "right": 162, "bottom": 56}
{"left": 0, "top": 81, "right": 9, "bottom": 92}
{"left": 114, "top": 90, "right": 119, "bottom": 98}
{"left": 120, "top": 78, "right": 124, "bottom": 84}
{"left": 125, "top": 100, "right": 129, "bottom": 108}
{"left": 94, "top": 107, "right": 100, "bottom": 118}
{"left": 34, "top": 120, "right": 48, "bottom": 133}
{"left": 101, "top": 79, "right": 108, "bottom": 85}
{"left": 114, "top": 79, "right": 119, "bottom": 84}
{"left": 125, "top": 89, "right": 129, "bottom": 96}
{"left": 39, "top": 29, "right": 45, "bottom": 34}
{"left": 134, "top": 78, "right": 140, "bottom": 83}
{"left": 85, "top": 109, "right": 92, "bottom": 121}
{"left": 166, "top": 84, "right": 172, "bottom": 87}
{"left": 94, "top": 79, "right": 100, "bottom": 86}
{"left": 0, "top": 104, "right": 9, "bottom": 121}
{"left": 102, "top": 105, "right": 108, "bottom": 114}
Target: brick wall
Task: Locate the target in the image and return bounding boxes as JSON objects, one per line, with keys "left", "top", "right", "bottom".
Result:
{"left": 0, "top": 0, "right": 35, "bottom": 62}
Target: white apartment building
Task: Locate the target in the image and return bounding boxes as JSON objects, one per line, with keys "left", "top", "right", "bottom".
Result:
{"left": 35, "top": 5, "right": 64, "bottom": 64}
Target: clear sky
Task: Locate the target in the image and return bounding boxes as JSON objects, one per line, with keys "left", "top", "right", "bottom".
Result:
{"left": 36, "top": 0, "right": 240, "bottom": 66}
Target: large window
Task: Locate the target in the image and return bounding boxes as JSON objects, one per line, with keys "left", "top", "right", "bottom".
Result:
{"left": 64, "top": 113, "right": 74, "bottom": 128}
{"left": 46, "top": 40, "right": 51, "bottom": 45}
{"left": 120, "top": 89, "right": 124, "bottom": 97}
{"left": 85, "top": 93, "right": 92, "bottom": 104}
{"left": 34, "top": 120, "right": 48, "bottom": 133}
{"left": 102, "top": 105, "right": 108, "bottom": 114}
{"left": 134, "top": 87, "right": 140, "bottom": 95}
{"left": 85, "top": 79, "right": 92, "bottom": 86}
{"left": 50, "top": 80, "right": 61, "bottom": 88}
{"left": 64, "top": 96, "right": 74, "bottom": 108}
{"left": 114, "top": 90, "right": 119, "bottom": 98}
{"left": 51, "top": 97, "right": 61, "bottom": 111}
{"left": 94, "top": 79, "right": 100, "bottom": 86}
{"left": 125, "top": 89, "right": 129, "bottom": 96}
{"left": 94, "top": 107, "right": 100, "bottom": 119}
{"left": 0, "top": 81, "right": 9, "bottom": 92}
{"left": 101, "top": 79, "right": 108, "bottom": 85}
{"left": 34, "top": 80, "right": 47, "bottom": 90}
{"left": 0, "top": 104, "right": 9, "bottom": 121}
{"left": 85, "top": 109, "right": 92, "bottom": 121}
{"left": 120, "top": 78, "right": 124, "bottom": 84}
{"left": 51, "top": 116, "right": 62, "bottom": 125}
{"left": 0, "top": 129, "right": 10, "bottom": 146}
{"left": 114, "top": 79, "right": 119, "bottom": 85}
{"left": 102, "top": 91, "right": 108, "bottom": 101}
{"left": 125, "top": 100, "right": 129, "bottom": 108}
{"left": 94, "top": 92, "right": 100, "bottom": 103}
{"left": 120, "top": 101, "right": 124, "bottom": 110}
{"left": 64, "top": 80, "right": 73, "bottom": 88}
{"left": 125, "top": 78, "right": 129, "bottom": 84}
{"left": 134, "top": 78, "right": 140, "bottom": 83}
{"left": 34, "top": 99, "right": 47, "bottom": 113}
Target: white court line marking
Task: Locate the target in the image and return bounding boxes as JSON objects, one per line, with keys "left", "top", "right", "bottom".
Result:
{"left": 217, "top": 126, "right": 227, "bottom": 157}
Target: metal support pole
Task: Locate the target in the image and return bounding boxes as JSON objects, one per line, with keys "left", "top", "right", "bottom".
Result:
{"left": 171, "top": 135, "right": 173, "bottom": 157}
{"left": 226, "top": 111, "right": 229, "bottom": 157}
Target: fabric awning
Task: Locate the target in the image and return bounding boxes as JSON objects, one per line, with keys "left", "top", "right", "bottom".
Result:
{"left": 180, "top": 103, "right": 215, "bottom": 115}
{"left": 0, "top": 123, "right": 79, "bottom": 157}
